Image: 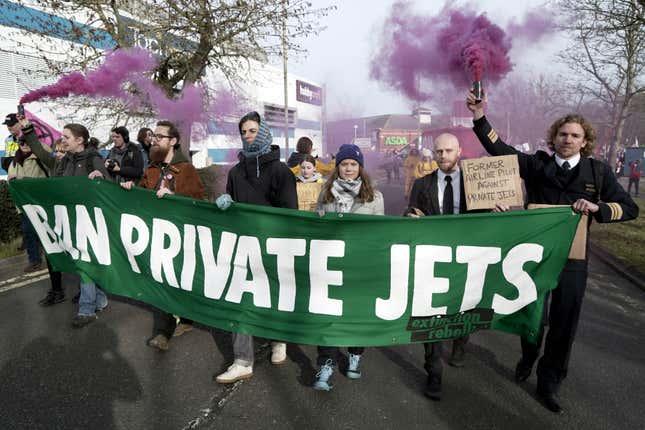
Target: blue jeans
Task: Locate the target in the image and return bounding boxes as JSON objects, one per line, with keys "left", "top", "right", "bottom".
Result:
{"left": 21, "top": 214, "right": 41, "bottom": 264}
{"left": 78, "top": 283, "right": 108, "bottom": 316}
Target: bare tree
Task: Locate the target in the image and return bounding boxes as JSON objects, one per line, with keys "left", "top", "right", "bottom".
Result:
{"left": 558, "top": 0, "right": 645, "bottom": 168}
{"left": 8, "top": 0, "right": 334, "bottom": 150}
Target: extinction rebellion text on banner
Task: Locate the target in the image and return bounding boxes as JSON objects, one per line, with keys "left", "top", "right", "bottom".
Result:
{"left": 9, "top": 177, "right": 580, "bottom": 347}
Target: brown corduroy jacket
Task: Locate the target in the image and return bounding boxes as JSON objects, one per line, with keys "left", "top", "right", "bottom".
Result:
{"left": 139, "top": 150, "right": 204, "bottom": 200}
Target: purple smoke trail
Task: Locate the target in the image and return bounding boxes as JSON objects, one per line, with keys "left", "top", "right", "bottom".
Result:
{"left": 507, "top": 10, "right": 556, "bottom": 43}
{"left": 371, "top": 1, "right": 551, "bottom": 101}
{"left": 20, "top": 47, "right": 244, "bottom": 134}
{"left": 20, "top": 48, "right": 156, "bottom": 104}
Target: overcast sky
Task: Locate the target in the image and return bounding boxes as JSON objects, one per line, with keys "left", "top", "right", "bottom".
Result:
{"left": 286, "top": 0, "right": 566, "bottom": 118}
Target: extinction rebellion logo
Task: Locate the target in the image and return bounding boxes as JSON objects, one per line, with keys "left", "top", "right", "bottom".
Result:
{"left": 407, "top": 308, "right": 494, "bottom": 342}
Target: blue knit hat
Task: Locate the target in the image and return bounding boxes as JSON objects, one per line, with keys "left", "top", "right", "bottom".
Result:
{"left": 335, "top": 144, "right": 364, "bottom": 167}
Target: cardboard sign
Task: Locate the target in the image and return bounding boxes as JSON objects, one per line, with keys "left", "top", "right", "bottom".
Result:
{"left": 461, "top": 155, "right": 524, "bottom": 210}
{"left": 527, "top": 204, "right": 588, "bottom": 260}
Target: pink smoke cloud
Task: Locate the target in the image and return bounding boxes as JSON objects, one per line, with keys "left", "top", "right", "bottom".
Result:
{"left": 507, "top": 10, "right": 556, "bottom": 43}
{"left": 370, "top": 2, "right": 551, "bottom": 102}
{"left": 20, "top": 48, "right": 156, "bottom": 104}
{"left": 19, "top": 47, "right": 246, "bottom": 136}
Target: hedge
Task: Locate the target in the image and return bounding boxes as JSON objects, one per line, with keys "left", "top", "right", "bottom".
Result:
{"left": 0, "top": 180, "right": 22, "bottom": 243}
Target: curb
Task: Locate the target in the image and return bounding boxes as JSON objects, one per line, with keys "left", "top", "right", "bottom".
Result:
{"left": 589, "top": 241, "right": 645, "bottom": 292}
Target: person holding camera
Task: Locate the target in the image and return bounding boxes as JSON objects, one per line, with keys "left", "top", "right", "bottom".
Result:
{"left": 105, "top": 126, "right": 143, "bottom": 183}
{"left": 18, "top": 115, "right": 110, "bottom": 325}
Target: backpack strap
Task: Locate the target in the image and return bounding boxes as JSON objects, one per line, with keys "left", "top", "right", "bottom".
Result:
{"left": 590, "top": 158, "right": 604, "bottom": 202}
{"left": 35, "top": 158, "right": 50, "bottom": 178}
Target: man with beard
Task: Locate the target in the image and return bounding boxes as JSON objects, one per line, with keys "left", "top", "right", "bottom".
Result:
{"left": 404, "top": 133, "right": 474, "bottom": 401}
{"left": 121, "top": 120, "right": 204, "bottom": 351}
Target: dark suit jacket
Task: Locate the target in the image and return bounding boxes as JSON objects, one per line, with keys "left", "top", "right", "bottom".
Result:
{"left": 406, "top": 170, "right": 467, "bottom": 216}
{"left": 472, "top": 115, "right": 638, "bottom": 224}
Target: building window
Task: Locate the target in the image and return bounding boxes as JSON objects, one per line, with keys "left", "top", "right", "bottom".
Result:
{"left": 264, "top": 104, "right": 297, "bottom": 127}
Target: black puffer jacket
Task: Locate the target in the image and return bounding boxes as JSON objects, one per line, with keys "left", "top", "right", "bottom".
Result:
{"left": 23, "top": 124, "right": 108, "bottom": 178}
{"left": 226, "top": 145, "right": 297, "bottom": 208}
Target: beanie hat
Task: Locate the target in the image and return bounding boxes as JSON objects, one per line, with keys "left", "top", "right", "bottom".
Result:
{"left": 335, "top": 144, "right": 364, "bottom": 167}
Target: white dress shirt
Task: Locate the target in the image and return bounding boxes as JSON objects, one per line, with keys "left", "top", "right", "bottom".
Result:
{"left": 555, "top": 153, "right": 581, "bottom": 169}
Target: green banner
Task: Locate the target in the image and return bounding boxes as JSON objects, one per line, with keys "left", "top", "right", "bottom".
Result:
{"left": 9, "top": 177, "right": 580, "bottom": 346}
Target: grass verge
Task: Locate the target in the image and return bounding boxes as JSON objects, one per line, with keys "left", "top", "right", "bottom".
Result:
{"left": 590, "top": 196, "right": 645, "bottom": 271}
{"left": 0, "top": 237, "right": 23, "bottom": 260}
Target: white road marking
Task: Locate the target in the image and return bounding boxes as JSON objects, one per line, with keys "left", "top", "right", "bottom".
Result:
{"left": 0, "top": 269, "right": 48, "bottom": 287}
{"left": 0, "top": 273, "right": 50, "bottom": 293}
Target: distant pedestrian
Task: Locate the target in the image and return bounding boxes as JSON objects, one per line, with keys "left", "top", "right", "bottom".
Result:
{"left": 628, "top": 159, "right": 641, "bottom": 196}
{"left": 415, "top": 148, "right": 438, "bottom": 178}
{"left": 403, "top": 147, "right": 421, "bottom": 198}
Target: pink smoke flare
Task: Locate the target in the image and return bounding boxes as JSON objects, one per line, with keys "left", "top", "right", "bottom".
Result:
{"left": 371, "top": 2, "right": 553, "bottom": 101}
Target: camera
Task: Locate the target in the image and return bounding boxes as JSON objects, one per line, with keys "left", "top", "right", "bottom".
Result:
{"left": 106, "top": 158, "right": 120, "bottom": 171}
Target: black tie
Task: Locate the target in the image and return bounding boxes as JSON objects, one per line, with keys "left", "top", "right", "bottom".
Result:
{"left": 562, "top": 161, "right": 571, "bottom": 171}
{"left": 443, "top": 176, "right": 454, "bottom": 215}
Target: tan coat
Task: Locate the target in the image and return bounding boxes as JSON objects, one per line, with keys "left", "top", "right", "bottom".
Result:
{"left": 296, "top": 179, "right": 324, "bottom": 212}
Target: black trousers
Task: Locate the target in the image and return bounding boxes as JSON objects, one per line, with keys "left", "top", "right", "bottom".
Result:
{"left": 152, "top": 310, "right": 193, "bottom": 339}
{"left": 423, "top": 335, "right": 469, "bottom": 376}
{"left": 46, "top": 258, "right": 62, "bottom": 292}
{"left": 521, "top": 261, "right": 588, "bottom": 394}
{"left": 317, "top": 346, "right": 365, "bottom": 367}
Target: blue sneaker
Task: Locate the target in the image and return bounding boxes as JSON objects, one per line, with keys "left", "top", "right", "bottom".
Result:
{"left": 313, "top": 359, "right": 334, "bottom": 391}
{"left": 347, "top": 353, "right": 361, "bottom": 379}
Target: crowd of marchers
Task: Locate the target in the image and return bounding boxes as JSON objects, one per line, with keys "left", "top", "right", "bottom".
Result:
{"left": 2, "top": 91, "right": 638, "bottom": 414}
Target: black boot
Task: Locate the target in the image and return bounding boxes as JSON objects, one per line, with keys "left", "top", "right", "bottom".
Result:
{"left": 424, "top": 372, "right": 442, "bottom": 401}
{"left": 536, "top": 388, "right": 562, "bottom": 413}
{"left": 515, "top": 359, "right": 533, "bottom": 383}
{"left": 38, "top": 289, "right": 65, "bottom": 306}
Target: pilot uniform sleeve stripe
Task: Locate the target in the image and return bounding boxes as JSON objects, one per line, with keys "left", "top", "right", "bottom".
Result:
{"left": 487, "top": 129, "right": 498, "bottom": 143}
{"left": 607, "top": 203, "right": 615, "bottom": 220}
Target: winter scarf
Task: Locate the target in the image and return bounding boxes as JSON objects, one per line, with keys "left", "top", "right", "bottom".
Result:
{"left": 297, "top": 172, "right": 322, "bottom": 183}
{"left": 241, "top": 116, "right": 273, "bottom": 177}
{"left": 331, "top": 178, "right": 362, "bottom": 213}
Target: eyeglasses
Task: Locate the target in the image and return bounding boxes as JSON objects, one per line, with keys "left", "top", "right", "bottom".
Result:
{"left": 153, "top": 133, "right": 172, "bottom": 140}
{"left": 19, "top": 142, "right": 29, "bottom": 146}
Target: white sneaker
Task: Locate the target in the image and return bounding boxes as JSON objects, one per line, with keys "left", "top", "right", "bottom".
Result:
{"left": 271, "top": 342, "right": 287, "bottom": 365}
{"left": 215, "top": 363, "right": 253, "bottom": 384}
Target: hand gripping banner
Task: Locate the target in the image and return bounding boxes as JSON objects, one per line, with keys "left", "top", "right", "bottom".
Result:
{"left": 9, "top": 177, "right": 580, "bottom": 346}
